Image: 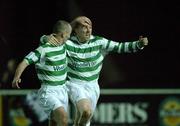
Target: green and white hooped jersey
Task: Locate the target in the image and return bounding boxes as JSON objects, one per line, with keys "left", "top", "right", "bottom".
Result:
{"left": 66, "top": 35, "right": 143, "bottom": 83}
{"left": 25, "top": 43, "right": 67, "bottom": 86}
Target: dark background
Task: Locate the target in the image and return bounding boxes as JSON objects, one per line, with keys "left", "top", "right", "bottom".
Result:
{"left": 0, "top": 0, "right": 179, "bottom": 89}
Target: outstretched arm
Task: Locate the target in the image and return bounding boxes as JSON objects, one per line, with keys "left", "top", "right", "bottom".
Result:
{"left": 102, "top": 36, "right": 148, "bottom": 53}
{"left": 12, "top": 59, "right": 29, "bottom": 89}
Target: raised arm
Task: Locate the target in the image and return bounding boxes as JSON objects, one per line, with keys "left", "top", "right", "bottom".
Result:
{"left": 102, "top": 36, "right": 148, "bottom": 53}
{"left": 12, "top": 59, "right": 29, "bottom": 89}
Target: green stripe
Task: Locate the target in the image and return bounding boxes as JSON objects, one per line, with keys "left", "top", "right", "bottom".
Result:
{"left": 128, "top": 42, "right": 133, "bottom": 51}
{"left": 46, "top": 48, "right": 65, "bottom": 57}
{"left": 68, "top": 72, "right": 99, "bottom": 81}
{"left": 120, "top": 43, "right": 125, "bottom": 53}
{"left": 66, "top": 44, "right": 101, "bottom": 53}
{"left": 34, "top": 50, "right": 41, "bottom": 59}
{"left": 68, "top": 52, "right": 101, "bottom": 62}
{"left": 33, "top": 50, "right": 41, "bottom": 63}
{"left": 137, "top": 41, "right": 144, "bottom": 48}
{"left": 40, "top": 79, "right": 66, "bottom": 85}
{"left": 106, "top": 40, "right": 111, "bottom": 50}
{"left": 112, "top": 42, "right": 120, "bottom": 52}
{"left": 45, "top": 58, "right": 66, "bottom": 66}
{"left": 68, "top": 62, "right": 102, "bottom": 72}
{"left": 25, "top": 58, "right": 34, "bottom": 64}
{"left": 68, "top": 39, "right": 79, "bottom": 45}
{"left": 37, "top": 68, "right": 67, "bottom": 76}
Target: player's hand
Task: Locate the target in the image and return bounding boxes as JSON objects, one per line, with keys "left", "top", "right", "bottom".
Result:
{"left": 48, "top": 34, "right": 59, "bottom": 46}
{"left": 12, "top": 78, "right": 21, "bottom": 89}
{"left": 139, "top": 36, "right": 148, "bottom": 46}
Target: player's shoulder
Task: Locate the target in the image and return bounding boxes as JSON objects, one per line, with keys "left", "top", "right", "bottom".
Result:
{"left": 68, "top": 36, "right": 79, "bottom": 45}
{"left": 66, "top": 39, "right": 72, "bottom": 44}
{"left": 35, "top": 43, "right": 51, "bottom": 52}
{"left": 40, "top": 42, "right": 54, "bottom": 48}
{"left": 89, "top": 35, "right": 107, "bottom": 44}
{"left": 90, "top": 35, "right": 103, "bottom": 40}
{"left": 94, "top": 35, "right": 103, "bottom": 40}
{"left": 88, "top": 35, "right": 101, "bottom": 42}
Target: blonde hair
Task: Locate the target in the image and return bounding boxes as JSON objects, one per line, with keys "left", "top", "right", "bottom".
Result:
{"left": 71, "top": 16, "right": 92, "bottom": 30}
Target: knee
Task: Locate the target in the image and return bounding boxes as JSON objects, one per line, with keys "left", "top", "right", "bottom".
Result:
{"left": 60, "top": 113, "right": 68, "bottom": 125}
{"left": 53, "top": 109, "right": 68, "bottom": 126}
{"left": 78, "top": 109, "right": 92, "bottom": 126}
{"left": 61, "top": 119, "right": 68, "bottom": 126}
{"left": 81, "top": 109, "right": 92, "bottom": 119}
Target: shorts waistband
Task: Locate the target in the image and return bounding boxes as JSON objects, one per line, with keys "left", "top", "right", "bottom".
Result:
{"left": 41, "top": 84, "right": 66, "bottom": 88}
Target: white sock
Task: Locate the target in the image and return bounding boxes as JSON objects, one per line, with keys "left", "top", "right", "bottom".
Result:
{"left": 86, "top": 121, "right": 90, "bottom": 126}
{"left": 73, "top": 121, "right": 90, "bottom": 126}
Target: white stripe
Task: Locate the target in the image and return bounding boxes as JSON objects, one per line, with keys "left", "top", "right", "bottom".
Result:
{"left": 44, "top": 45, "right": 64, "bottom": 53}
{"left": 37, "top": 73, "right": 67, "bottom": 81}
{"left": 66, "top": 40, "right": 102, "bottom": 49}
{"left": 132, "top": 41, "right": 138, "bottom": 52}
{"left": 124, "top": 42, "right": 131, "bottom": 53}
{"left": 68, "top": 54, "right": 103, "bottom": 70}
{"left": 118, "top": 43, "right": 123, "bottom": 53}
{"left": 36, "top": 64, "right": 66, "bottom": 71}
{"left": 67, "top": 50, "right": 99, "bottom": 59}
{"left": 46, "top": 53, "right": 66, "bottom": 61}
{"left": 107, "top": 41, "right": 119, "bottom": 51}
{"left": 69, "top": 64, "right": 102, "bottom": 77}
{"left": 26, "top": 52, "right": 39, "bottom": 62}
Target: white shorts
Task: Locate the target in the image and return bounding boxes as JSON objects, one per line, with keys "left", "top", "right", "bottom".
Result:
{"left": 37, "top": 84, "right": 68, "bottom": 118}
{"left": 66, "top": 81, "right": 100, "bottom": 111}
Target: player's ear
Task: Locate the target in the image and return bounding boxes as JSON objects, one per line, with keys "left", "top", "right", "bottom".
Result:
{"left": 61, "top": 33, "right": 66, "bottom": 38}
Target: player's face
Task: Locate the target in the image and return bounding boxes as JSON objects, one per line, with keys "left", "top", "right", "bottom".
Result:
{"left": 55, "top": 27, "right": 72, "bottom": 44}
{"left": 75, "top": 23, "right": 92, "bottom": 43}
{"left": 62, "top": 30, "right": 71, "bottom": 42}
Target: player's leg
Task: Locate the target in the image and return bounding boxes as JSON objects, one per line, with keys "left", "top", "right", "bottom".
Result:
{"left": 52, "top": 107, "right": 68, "bottom": 126}
{"left": 79, "top": 93, "right": 99, "bottom": 126}
{"left": 84, "top": 82, "right": 100, "bottom": 126}
{"left": 49, "top": 118, "right": 57, "bottom": 126}
{"left": 73, "top": 104, "right": 91, "bottom": 126}
{"left": 38, "top": 85, "right": 68, "bottom": 126}
{"left": 76, "top": 99, "right": 92, "bottom": 126}
{"left": 73, "top": 106, "right": 80, "bottom": 126}
{"left": 67, "top": 81, "right": 94, "bottom": 126}
{"left": 86, "top": 121, "right": 90, "bottom": 126}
